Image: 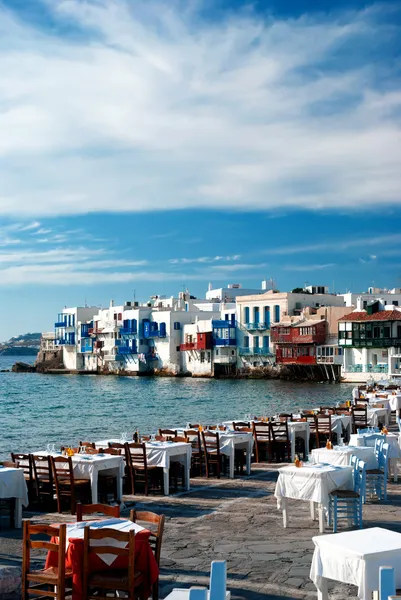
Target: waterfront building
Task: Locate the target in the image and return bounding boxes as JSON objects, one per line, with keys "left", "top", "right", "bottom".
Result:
{"left": 338, "top": 299, "right": 401, "bottom": 382}
{"left": 340, "top": 287, "right": 401, "bottom": 308}
{"left": 205, "top": 282, "right": 265, "bottom": 302}
{"left": 40, "top": 332, "right": 57, "bottom": 353}
{"left": 180, "top": 320, "right": 215, "bottom": 376}
{"left": 54, "top": 306, "right": 99, "bottom": 370}
{"left": 235, "top": 289, "right": 345, "bottom": 369}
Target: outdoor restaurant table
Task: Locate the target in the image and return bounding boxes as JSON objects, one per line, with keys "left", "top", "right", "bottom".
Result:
{"left": 222, "top": 419, "right": 309, "bottom": 462}
{"left": 330, "top": 414, "right": 352, "bottom": 440}
{"left": 388, "top": 393, "right": 401, "bottom": 411}
{"left": 31, "top": 452, "right": 124, "bottom": 504}
{"left": 310, "top": 527, "right": 401, "bottom": 600}
{"left": 94, "top": 439, "right": 192, "bottom": 495}
{"left": 181, "top": 428, "right": 253, "bottom": 479}
{"left": 0, "top": 467, "right": 28, "bottom": 528}
{"left": 45, "top": 518, "right": 159, "bottom": 600}
{"left": 310, "top": 445, "right": 377, "bottom": 469}
{"left": 275, "top": 463, "right": 353, "bottom": 533}
{"left": 367, "top": 406, "right": 390, "bottom": 426}
{"left": 349, "top": 431, "right": 401, "bottom": 481}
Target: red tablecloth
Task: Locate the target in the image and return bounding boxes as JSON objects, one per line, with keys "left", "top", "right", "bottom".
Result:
{"left": 45, "top": 527, "right": 159, "bottom": 600}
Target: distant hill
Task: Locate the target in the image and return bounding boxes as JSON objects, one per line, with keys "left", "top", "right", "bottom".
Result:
{"left": 0, "top": 332, "right": 41, "bottom": 356}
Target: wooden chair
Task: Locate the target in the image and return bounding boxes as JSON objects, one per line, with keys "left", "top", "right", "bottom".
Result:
{"left": 303, "top": 414, "right": 319, "bottom": 450}
{"left": 252, "top": 422, "right": 272, "bottom": 463}
{"left": 81, "top": 447, "right": 99, "bottom": 455}
{"left": 185, "top": 430, "right": 203, "bottom": 477}
{"left": 130, "top": 510, "right": 165, "bottom": 600}
{"left": 277, "top": 413, "right": 293, "bottom": 421}
{"left": 50, "top": 455, "right": 91, "bottom": 514}
{"left": 352, "top": 405, "right": 368, "bottom": 434}
{"left": 319, "top": 407, "right": 335, "bottom": 415}
{"left": 22, "top": 521, "right": 72, "bottom": 600}
{"left": 76, "top": 502, "right": 120, "bottom": 522}
{"left": 233, "top": 421, "right": 250, "bottom": 430}
{"left": 11, "top": 453, "right": 34, "bottom": 500}
{"left": 125, "top": 443, "right": 163, "bottom": 495}
{"left": 172, "top": 436, "right": 187, "bottom": 443}
{"left": 201, "top": 431, "right": 222, "bottom": 478}
{"left": 188, "top": 423, "right": 201, "bottom": 429}
{"left": 31, "top": 454, "right": 53, "bottom": 508}
{"left": 79, "top": 441, "right": 95, "bottom": 450}
{"left": 82, "top": 526, "right": 143, "bottom": 600}
{"left": 269, "top": 420, "right": 291, "bottom": 462}
{"left": 315, "top": 414, "right": 333, "bottom": 447}
{"left": 99, "top": 447, "right": 122, "bottom": 455}
{"left": 158, "top": 429, "right": 177, "bottom": 440}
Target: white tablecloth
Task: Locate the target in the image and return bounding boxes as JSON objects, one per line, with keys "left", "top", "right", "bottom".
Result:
{"left": 0, "top": 467, "right": 28, "bottom": 528}
{"left": 310, "top": 446, "right": 377, "bottom": 469}
{"left": 34, "top": 452, "right": 125, "bottom": 504}
{"left": 331, "top": 415, "right": 352, "bottom": 439}
{"left": 275, "top": 463, "right": 353, "bottom": 512}
{"left": 310, "top": 527, "right": 401, "bottom": 599}
{"left": 349, "top": 432, "right": 401, "bottom": 458}
{"left": 367, "top": 407, "right": 390, "bottom": 426}
{"left": 65, "top": 518, "right": 145, "bottom": 566}
{"left": 94, "top": 439, "right": 192, "bottom": 495}
{"left": 388, "top": 394, "right": 401, "bottom": 411}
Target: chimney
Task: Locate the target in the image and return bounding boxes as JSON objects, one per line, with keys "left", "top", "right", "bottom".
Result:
{"left": 208, "top": 282, "right": 213, "bottom": 291}
{"left": 356, "top": 297, "right": 364, "bottom": 311}
{"left": 110, "top": 299, "right": 114, "bottom": 308}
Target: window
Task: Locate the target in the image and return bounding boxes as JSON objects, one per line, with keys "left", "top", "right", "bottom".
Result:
{"left": 254, "top": 336, "right": 260, "bottom": 349}
{"left": 207, "top": 352, "right": 211, "bottom": 362}
{"left": 264, "top": 306, "right": 270, "bottom": 327}
{"left": 393, "top": 301, "right": 399, "bottom": 306}
{"left": 231, "top": 350, "right": 235, "bottom": 355}
{"left": 200, "top": 352, "right": 205, "bottom": 363}
{"left": 176, "top": 346, "right": 180, "bottom": 351}
{"left": 254, "top": 307, "right": 260, "bottom": 324}
{"left": 188, "top": 356, "right": 192, "bottom": 362}
{"left": 216, "top": 349, "right": 219, "bottom": 355}
{"left": 244, "top": 336, "right": 249, "bottom": 348}
{"left": 174, "top": 322, "right": 180, "bottom": 330}
{"left": 274, "top": 305, "right": 280, "bottom": 323}
{"left": 244, "top": 307, "right": 250, "bottom": 323}
{"left": 263, "top": 335, "right": 269, "bottom": 349}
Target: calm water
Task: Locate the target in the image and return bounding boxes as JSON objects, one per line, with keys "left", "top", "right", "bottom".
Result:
{"left": 0, "top": 355, "right": 354, "bottom": 459}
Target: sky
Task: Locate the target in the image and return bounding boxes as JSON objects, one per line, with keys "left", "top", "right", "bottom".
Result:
{"left": 0, "top": 0, "right": 400, "bottom": 340}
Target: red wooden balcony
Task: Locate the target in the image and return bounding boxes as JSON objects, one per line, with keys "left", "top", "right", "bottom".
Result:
{"left": 180, "top": 342, "right": 197, "bottom": 351}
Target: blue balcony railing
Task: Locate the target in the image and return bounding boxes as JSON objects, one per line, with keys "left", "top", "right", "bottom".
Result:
{"left": 118, "top": 346, "right": 137, "bottom": 355}
{"left": 55, "top": 321, "right": 67, "bottom": 328}
{"left": 238, "top": 347, "right": 272, "bottom": 356}
{"left": 120, "top": 327, "right": 137, "bottom": 336}
{"left": 212, "top": 320, "right": 236, "bottom": 329}
{"left": 214, "top": 339, "right": 237, "bottom": 347}
{"left": 245, "top": 322, "right": 269, "bottom": 331}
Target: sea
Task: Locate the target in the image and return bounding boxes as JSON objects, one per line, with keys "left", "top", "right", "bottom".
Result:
{"left": 0, "top": 355, "right": 354, "bottom": 459}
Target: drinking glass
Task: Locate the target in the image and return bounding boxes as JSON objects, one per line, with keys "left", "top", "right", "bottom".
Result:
{"left": 46, "top": 443, "right": 53, "bottom": 453}
{"left": 120, "top": 432, "right": 127, "bottom": 443}
{"left": 80, "top": 445, "right": 86, "bottom": 455}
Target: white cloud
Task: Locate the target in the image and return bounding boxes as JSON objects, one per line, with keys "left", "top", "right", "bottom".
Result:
{"left": 283, "top": 263, "right": 336, "bottom": 272}
{"left": 170, "top": 255, "right": 241, "bottom": 264}
{"left": 268, "top": 234, "right": 401, "bottom": 256}
{"left": 0, "top": 2, "right": 400, "bottom": 216}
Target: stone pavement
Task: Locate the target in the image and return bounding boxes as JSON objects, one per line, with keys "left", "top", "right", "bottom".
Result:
{"left": 1, "top": 462, "right": 401, "bottom": 599}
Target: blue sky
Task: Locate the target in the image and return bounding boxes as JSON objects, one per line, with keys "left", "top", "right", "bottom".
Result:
{"left": 0, "top": 0, "right": 400, "bottom": 340}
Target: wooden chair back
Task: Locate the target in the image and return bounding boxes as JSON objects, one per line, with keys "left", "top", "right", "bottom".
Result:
{"left": 201, "top": 430, "right": 220, "bottom": 454}
{"left": 185, "top": 430, "right": 202, "bottom": 452}
{"left": 172, "top": 436, "right": 187, "bottom": 443}
{"left": 22, "top": 521, "right": 69, "bottom": 600}
{"left": 76, "top": 502, "right": 120, "bottom": 522}
{"left": 235, "top": 426, "right": 252, "bottom": 432}
{"left": 319, "top": 407, "right": 335, "bottom": 415}
{"left": 79, "top": 441, "right": 95, "bottom": 449}
{"left": 277, "top": 413, "right": 292, "bottom": 421}
{"left": 315, "top": 414, "right": 332, "bottom": 444}
{"left": 158, "top": 429, "right": 177, "bottom": 440}
{"left": 188, "top": 424, "right": 200, "bottom": 429}
{"left": 11, "top": 453, "right": 33, "bottom": 482}
{"left": 50, "top": 455, "right": 75, "bottom": 513}
{"left": 99, "top": 447, "right": 122, "bottom": 455}
{"left": 31, "top": 454, "right": 52, "bottom": 497}
{"left": 269, "top": 420, "right": 289, "bottom": 442}
{"left": 352, "top": 405, "right": 368, "bottom": 433}
{"left": 125, "top": 442, "right": 147, "bottom": 468}
{"left": 252, "top": 421, "right": 271, "bottom": 441}
{"left": 83, "top": 527, "right": 136, "bottom": 600}
{"left": 1, "top": 461, "right": 18, "bottom": 468}
{"left": 129, "top": 509, "right": 165, "bottom": 565}
{"left": 233, "top": 421, "right": 250, "bottom": 430}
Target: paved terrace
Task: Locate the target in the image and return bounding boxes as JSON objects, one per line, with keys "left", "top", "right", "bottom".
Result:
{"left": 1, "top": 462, "right": 401, "bottom": 600}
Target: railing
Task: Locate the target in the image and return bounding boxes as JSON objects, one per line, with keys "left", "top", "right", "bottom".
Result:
{"left": 214, "top": 355, "right": 237, "bottom": 364}
{"left": 120, "top": 327, "right": 137, "bottom": 336}
{"left": 212, "top": 320, "right": 236, "bottom": 328}
{"left": 214, "top": 339, "right": 237, "bottom": 347}
{"left": 180, "top": 342, "right": 197, "bottom": 351}
{"left": 54, "top": 321, "right": 67, "bottom": 328}
{"left": 244, "top": 322, "right": 269, "bottom": 331}
{"left": 238, "top": 347, "right": 273, "bottom": 356}
{"left": 351, "top": 338, "right": 401, "bottom": 348}
{"left": 277, "top": 356, "right": 316, "bottom": 365}
{"left": 118, "top": 346, "right": 137, "bottom": 355}
{"left": 348, "top": 364, "right": 389, "bottom": 373}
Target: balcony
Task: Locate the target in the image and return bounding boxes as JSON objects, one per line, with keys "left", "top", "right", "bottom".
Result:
{"left": 278, "top": 356, "right": 316, "bottom": 365}
{"left": 120, "top": 327, "right": 137, "bottom": 336}
{"left": 54, "top": 321, "right": 67, "bottom": 328}
{"left": 350, "top": 338, "right": 401, "bottom": 348}
{"left": 214, "top": 338, "right": 237, "bottom": 347}
{"left": 180, "top": 342, "right": 197, "bottom": 351}
{"left": 238, "top": 347, "right": 272, "bottom": 356}
{"left": 214, "top": 355, "right": 237, "bottom": 364}
{"left": 212, "top": 320, "right": 236, "bottom": 328}
{"left": 118, "top": 346, "right": 137, "bottom": 355}
{"left": 245, "top": 322, "right": 269, "bottom": 331}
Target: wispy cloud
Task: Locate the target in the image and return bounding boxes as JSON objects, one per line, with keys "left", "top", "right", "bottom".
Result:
{"left": 210, "top": 263, "right": 267, "bottom": 272}
{"left": 0, "top": 2, "right": 400, "bottom": 216}
{"left": 283, "top": 263, "right": 336, "bottom": 272}
{"left": 268, "top": 234, "right": 401, "bottom": 256}
{"left": 170, "top": 255, "right": 241, "bottom": 264}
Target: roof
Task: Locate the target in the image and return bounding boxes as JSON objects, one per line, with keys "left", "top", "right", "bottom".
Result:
{"left": 338, "top": 309, "right": 401, "bottom": 323}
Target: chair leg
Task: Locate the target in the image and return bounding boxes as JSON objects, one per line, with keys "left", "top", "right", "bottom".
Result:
{"left": 333, "top": 497, "right": 338, "bottom": 533}
{"left": 254, "top": 442, "right": 259, "bottom": 463}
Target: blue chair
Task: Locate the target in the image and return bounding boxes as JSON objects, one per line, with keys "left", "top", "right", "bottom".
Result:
{"left": 396, "top": 416, "right": 401, "bottom": 433}
{"left": 357, "top": 427, "right": 380, "bottom": 434}
{"left": 379, "top": 566, "right": 395, "bottom": 600}
{"left": 328, "top": 457, "right": 366, "bottom": 533}
{"left": 366, "top": 442, "right": 390, "bottom": 501}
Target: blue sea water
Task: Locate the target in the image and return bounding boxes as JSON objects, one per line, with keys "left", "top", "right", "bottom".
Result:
{"left": 0, "top": 355, "right": 354, "bottom": 459}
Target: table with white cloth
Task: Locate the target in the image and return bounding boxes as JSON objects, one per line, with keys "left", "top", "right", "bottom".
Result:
{"left": 331, "top": 415, "right": 352, "bottom": 441}
{"left": 310, "top": 445, "right": 377, "bottom": 469}
{"left": 274, "top": 463, "right": 353, "bottom": 533}
{"left": 33, "top": 451, "right": 125, "bottom": 504}
{"left": 95, "top": 439, "right": 192, "bottom": 495}
{"left": 0, "top": 467, "right": 29, "bottom": 527}
{"left": 223, "top": 419, "right": 309, "bottom": 462}
{"left": 388, "top": 394, "right": 401, "bottom": 411}
{"left": 310, "top": 527, "right": 401, "bottom": 600}
{"left": 349, "top": 431, "right": 400, "bottom": 481}
{"left": 367, "top": 406, "right": 390, "bottom": 426}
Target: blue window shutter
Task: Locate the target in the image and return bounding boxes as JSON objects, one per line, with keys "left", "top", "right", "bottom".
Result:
{"left": 244, "top": 307, "right": 250, "bottom": 323}
{"left": 159, "top": 322, "right": 166, "bottom": 337}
